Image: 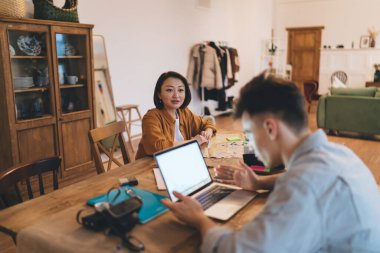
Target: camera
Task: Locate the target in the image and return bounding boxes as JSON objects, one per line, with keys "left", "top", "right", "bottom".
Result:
{"left": 78, "top": 196, "right": 142, "bottom": 233}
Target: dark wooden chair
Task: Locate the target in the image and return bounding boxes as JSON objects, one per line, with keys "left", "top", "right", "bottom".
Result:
{"left": 88, "top": 121, "right": 131, "bottom": 174}
{"left": 303, "top": 80, "right": 318, "bottom": 112}
{"left": 0, "top": 156, "right": 61, "bottom": 243}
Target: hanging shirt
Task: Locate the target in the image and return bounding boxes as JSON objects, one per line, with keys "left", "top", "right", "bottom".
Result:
{"left": 174, "top": 116, "right": 184, "bottom": 142}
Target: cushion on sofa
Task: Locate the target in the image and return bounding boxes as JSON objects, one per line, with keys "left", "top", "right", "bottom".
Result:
{"left": 331, "top": 87, "right": 376, "bottom": 97}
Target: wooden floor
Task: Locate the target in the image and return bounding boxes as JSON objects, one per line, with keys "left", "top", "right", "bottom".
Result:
{"left": 1, "top": 102, "right": 379, "bottom": 253}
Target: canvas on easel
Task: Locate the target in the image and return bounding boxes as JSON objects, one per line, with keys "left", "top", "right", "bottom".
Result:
{"left": 93, "top": 35, "right": 116, "bottom": 127}
{"left": 94, "top": 69, "right": 116, "bottom": 126}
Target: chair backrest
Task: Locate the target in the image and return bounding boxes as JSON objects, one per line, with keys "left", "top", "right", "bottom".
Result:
{"left": 0, "top": 156, "right": 61, "bottom": 209}
{"left": 330, "top": 71, "right": 348, "bottom": 85}
{"left": 303, "top": 80, "right": 318, "bottom": 103}
{"left": 88, "top": 121, "right": 131, "bottom": 174}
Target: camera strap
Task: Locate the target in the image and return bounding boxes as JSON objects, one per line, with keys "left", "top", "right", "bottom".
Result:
{"left": 76, "top": 187, "right": 144, "bottom": 252}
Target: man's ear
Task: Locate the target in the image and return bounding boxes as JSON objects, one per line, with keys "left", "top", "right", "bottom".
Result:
{"left": 263, "top": 118, "right": 278, "bottom": 140}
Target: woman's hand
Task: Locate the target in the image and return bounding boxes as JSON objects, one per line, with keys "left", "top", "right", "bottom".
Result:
{"left": 200, "top": 128, "right": 214, "bottom": 141}
{"left": 193, "top": 134, "right": 209, "bottom": 145}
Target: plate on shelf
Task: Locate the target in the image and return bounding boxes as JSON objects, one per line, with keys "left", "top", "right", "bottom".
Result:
{"left": 13, "top": 77, "right": 34, "bottom": 89}
{"left": 9, "top": 45, "right": 16, "bottom": 56}
{"left": 17, "top": 35, "right": 42, "bottom": 56}
{"left": 64, "top": 43, "right": 76, "bottom": 56}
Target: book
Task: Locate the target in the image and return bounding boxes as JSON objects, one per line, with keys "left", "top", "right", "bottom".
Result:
{"left": 153, "top": 168, "right": 167, "bottom": 190}
{"left": 87, "top": 186, "right": 168, "bottom": 224}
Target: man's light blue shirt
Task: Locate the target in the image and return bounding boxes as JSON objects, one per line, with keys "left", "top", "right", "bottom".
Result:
{"left": 201, "top": 130, "right": 380, "bottom": 253}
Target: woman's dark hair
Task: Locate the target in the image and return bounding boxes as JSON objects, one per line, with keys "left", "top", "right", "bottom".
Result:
{"left": 235, "top": 71, "right": 307, "bottom": 133}
{"left": 153, "top": 71, "right": 191, "bottom": 109}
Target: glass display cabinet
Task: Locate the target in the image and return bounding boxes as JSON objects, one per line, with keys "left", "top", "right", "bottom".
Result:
{"left": 56, "top": 33, "right": 89, "bottom": 114}
{"left": 9, "top": 30, "right": 52, "bottom": 120}
{"left": 0, "top": 17, "right": 95, "bottom": 179}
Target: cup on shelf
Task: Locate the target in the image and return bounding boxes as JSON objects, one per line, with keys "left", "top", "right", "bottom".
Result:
{"left": 59, "top": 75, "right": 64, "bottom": 84}
{"left": 66, "top": 75, "right": 78, "bottom": 85}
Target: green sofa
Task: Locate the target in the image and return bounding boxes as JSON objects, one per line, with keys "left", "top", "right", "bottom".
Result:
{"left": 317, "top": 87, "right": 380, "bottom": 135}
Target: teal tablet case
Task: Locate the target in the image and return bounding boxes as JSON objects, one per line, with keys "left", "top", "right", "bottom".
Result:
{"left": 87, "top": 186, "right": 168, "bottom": 224}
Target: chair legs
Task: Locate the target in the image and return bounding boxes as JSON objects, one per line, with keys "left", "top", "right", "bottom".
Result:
{"left": 116, "top": 105, "right": 142, "bottom": 153}
{"left": 0, "top": 225, "right": 17, "bottom": 244}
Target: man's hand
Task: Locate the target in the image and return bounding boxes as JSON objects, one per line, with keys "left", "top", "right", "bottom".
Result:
{"left": 234, "top": 162, "right": 262, "bottom": 191}
{"left": 215, "top": 161, "right": 281, "bottom": 191}
{"left": 161, "top": 191, "right": 215, "bottom": 234}
{"left": 215, "top": 161, "right": 261, "bottom": 191}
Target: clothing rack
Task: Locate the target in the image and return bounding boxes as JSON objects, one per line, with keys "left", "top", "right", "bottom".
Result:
{"left": 187, "top": 41, "right": 239, "bottom": 118}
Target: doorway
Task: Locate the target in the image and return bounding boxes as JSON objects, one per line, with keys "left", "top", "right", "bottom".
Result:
{"left": 286, "top": 26, "right": 324, "bottom": 90}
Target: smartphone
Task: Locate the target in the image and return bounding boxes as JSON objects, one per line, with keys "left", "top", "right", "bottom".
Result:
{"left": 107, "top": 197, "right": 142, "bottom": 218}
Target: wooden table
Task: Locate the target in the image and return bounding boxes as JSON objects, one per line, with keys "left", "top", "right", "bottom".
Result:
{"left": 0, "top": 157, "right": 267, "bottom": 253}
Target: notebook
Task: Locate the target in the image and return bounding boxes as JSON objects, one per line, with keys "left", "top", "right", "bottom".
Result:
{"left": 87, "top": 186, "right": 168, "bottom": 224}
{"left": 153, "top": 168, "right": 166, "bottom": 190}
{"left": 154, "top": 140, "right": 256, "bottom": 221}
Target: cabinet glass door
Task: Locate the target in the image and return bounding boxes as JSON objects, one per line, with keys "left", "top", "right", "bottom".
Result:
{"left": 8, "top": 30, "right": 52, "bottom": 121}
{"left": 56, "top": 33, "right": 89, "bottom": 113}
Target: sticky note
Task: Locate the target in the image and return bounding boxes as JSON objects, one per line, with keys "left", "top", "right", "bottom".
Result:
{"left": 226, "top": 136, "right": 241, "bottom": 141}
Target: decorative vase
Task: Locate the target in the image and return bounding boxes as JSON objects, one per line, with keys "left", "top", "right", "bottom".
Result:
{"left": 370, "top": 38, "right": 376, "bottom": 48}
{"left": 374, "top": 70, "right": 380, "bottom": 82}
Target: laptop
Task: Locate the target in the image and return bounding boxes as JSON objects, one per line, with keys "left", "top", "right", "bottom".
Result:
{"left": 154, "top": 140, "right": 256, "bottom": 221}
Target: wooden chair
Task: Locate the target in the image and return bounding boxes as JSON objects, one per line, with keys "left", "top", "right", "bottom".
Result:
{"left": 303, "top": 80, "right": 318, "bottom": 112}
{"left": 116, "top": 104, "right": 142, "bottom": 152}
{"left": 88, "top": 121, "right": 131, "bottom": 174}
{"left": 0, "top": 156, "right": 61, "bottom": 243}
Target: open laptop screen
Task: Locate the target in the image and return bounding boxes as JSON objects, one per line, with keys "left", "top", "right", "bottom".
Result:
{"left": 154, "top": 141, "right": 212, "bottom": 202}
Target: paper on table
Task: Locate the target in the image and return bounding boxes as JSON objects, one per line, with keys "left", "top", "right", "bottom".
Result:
{"left": 226, "top": 136, "right": 241, "bottom": 141}
{"left": 153, "top": 168, "right": 166, "bottom": 190}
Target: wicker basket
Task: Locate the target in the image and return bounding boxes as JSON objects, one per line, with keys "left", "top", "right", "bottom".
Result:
{"left": 0, "top": 0, "right": 26, "bottom": 18}
{"left": 33, "top": 0, "right": 79, "bottom": 23}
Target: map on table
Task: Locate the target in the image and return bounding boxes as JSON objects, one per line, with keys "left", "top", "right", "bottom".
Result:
{"left": 202, "top": 133, "right": 246, "bottom": 158}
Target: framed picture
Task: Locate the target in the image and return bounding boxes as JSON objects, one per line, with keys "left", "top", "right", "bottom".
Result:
{"left": 360, "top": 35, "right": 370, "bottom": 48}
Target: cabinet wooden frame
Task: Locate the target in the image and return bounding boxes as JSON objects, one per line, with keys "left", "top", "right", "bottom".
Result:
{"left": 0, "top": 16, "right": 96, "bottom": 181}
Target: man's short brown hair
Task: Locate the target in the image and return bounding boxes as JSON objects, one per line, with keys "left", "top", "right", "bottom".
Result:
{"left": 235, "top": 72, "right": 308, "bottom": 132}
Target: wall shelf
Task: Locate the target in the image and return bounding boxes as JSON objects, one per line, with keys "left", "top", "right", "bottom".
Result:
{"left": 11, "top": 56, "right": 47, "bottom": 59}
{"left": 60, "top": 84, "right": 85, "bottom": 88}
{"left": 14, "top": 87, "right": 49, "bottom": 93}
{"left": 57, "top": 56, "right": 84, "bottom": 59}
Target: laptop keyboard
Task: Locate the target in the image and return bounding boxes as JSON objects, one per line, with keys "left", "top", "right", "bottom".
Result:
{"left": 195, "top": 185, "right": 235, "bottom": 210}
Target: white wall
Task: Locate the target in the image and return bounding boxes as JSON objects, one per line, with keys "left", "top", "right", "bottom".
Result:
{"left": 274, "top": 0, "right": 380, "bottom": 51}
{"left": 26, "top": 0, "right": 273, "bottom": 116}
{"left": 273, "top": 0, "right": 380, "bottom": 93}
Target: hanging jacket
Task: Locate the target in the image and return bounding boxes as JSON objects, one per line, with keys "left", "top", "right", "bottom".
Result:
{"left": 187, "top": 44, "right": 223, "bottom": 90}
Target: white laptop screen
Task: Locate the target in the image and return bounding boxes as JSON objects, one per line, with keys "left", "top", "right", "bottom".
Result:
{"left": 154, "top": 141, "right": 212, "bottom": 202}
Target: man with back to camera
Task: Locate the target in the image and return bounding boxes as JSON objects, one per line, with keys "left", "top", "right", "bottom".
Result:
{"left": 162, "top": 72, "right": 380, "bottom": 252}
